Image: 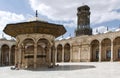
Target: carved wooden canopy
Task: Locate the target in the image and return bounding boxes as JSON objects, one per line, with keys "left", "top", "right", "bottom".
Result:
{"left": 3, "top": 21, "right": 66, "bottom": 38}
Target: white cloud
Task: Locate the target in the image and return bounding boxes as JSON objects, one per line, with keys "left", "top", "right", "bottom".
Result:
{"left": 29, "top": 0, "right": 120, "bottom": 26}
{"left": 0, "top": 11, "right": 25, "bottom": 39}
{"left": 0, "top": 11, "right": 25, "bottom": 31}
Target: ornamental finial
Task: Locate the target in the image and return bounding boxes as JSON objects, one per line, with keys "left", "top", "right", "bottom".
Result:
{"left": 36, "top": 10, "right": 38, "bottom": 17}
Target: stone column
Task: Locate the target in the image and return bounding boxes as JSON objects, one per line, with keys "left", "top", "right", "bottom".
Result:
{"left": 55, "top": 47, "right": 57, "bottom": 63}
{"left": 88, "top": 45, "right": 91, "bottom": 62}
{"left": 62, "top": 46, "right": 64, "bottom": 62}
{"left": 15, "top": 46, "right": 18, "bottom": 65}
{"left": 78, "top": 47, "right": 81, "bottom": 62}
{"left": 70, "top": 46, "right": 72, "bottom": 62}
{"left": 48, "top": 46, "right": 51, "bottom": 67}
{"left": 34, "top": 43, "right": 37, "bottom": 69}
{"left": 111, "top": 40, "right": 113, "bottom": 62}
{"left": 52, "top": 47, "right": 55, "bottom": 66}
{"left": 18, "top": 46, "right": 22, "bottom": 68}
{"left": 99, "top": 42, "right": 102, "bottom": 62}
{"left": 21, "top": 46, "right": 25, "bottom": 68}
{"left": 9, "top": 47, "right": 11, "bottom": 65}
{"left": 0, "top": 47, "right": 1, "bottom": 66}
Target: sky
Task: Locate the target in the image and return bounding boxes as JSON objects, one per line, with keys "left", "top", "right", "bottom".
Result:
{"left": 0, "top": 0, "right": 120, "bottom": 39}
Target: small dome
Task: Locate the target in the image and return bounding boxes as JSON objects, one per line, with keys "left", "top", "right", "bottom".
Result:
{"left": 28, "top": 10, "right": 47, "bottom": 22}
{"left": 10, "top": 37, "right": 15, "bottom": 41}
{"left": 59, "top": 38, "right": 64, "bottom": 40}
{"left": 66, "top": 36, "right": 71, "bottom": 39}
{"left": 93, "top": 32, "right": 98, "bottom": 35}
{"left": 0, "top": 34, "right": 7, "bottom": 40}
{"left": 115, "top": 28, "right": 120, "bottom": 32}
{"left": 104, "top": 30, "right": 112, "bottom": 33}
{"left": 27, "top": 17, "right": 47, "bottom": 22}
{"left": 0, "top": 37, "right": 7, "bottom": 40}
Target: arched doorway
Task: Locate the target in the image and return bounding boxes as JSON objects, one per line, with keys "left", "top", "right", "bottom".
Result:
{"left": 23, "top": 39, "right": 34, "bottom": 68}
{"left": 101, "top": 38, "right": 111, "bottom": 61}
{"left": 64, "top": 43, "right": 70, "bottom": 62}
{"left": 113, "top": 37, "right": 120, "bottom": 61}
{"left": 91, "top": 40, "right": 99, "bottom": 62}
{"left": 37, "top": 38, "right": 50, "bottom": 67}
{"left": 11, "top": 45, "right": 15, "bottom": 65}
{"left": 1, "top": 44, "right": 9, "bottom": 66}
{"left": 57, "top": 44, "right": 62, "bottom": 62}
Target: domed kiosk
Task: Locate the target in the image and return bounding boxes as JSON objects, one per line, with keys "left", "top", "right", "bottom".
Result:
{"left": 3, "top": 16, "right": 66, "bottom": 69}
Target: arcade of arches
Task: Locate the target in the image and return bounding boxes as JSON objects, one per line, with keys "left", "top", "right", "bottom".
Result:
{"left": 20, "top": 38, "right": 52, "bottom": 68}
{"left": 1, "top": 32, "right": 120, "bottom": 67}
{"left": 55, "top": 32, "right": 120, "bottom": 62}
{"left": 0, "top": 44, "right": 15, "bottom": 66}
{"left": 90, "top": 37, "right": 120, "bottom": 62}
{"left": 14, "top": 34, "right": 56, "bottom": 69}
{"left": 57, "top": 43, "right": 71, "bottom": 62}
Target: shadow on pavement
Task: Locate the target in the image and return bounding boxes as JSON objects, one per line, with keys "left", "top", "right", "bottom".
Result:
{"left": 27, "top": 65, "right": 96, "bottom": 71}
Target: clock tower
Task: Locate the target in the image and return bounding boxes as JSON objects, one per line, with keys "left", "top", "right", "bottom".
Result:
{"left": 75, "top": 5, "right": 92, "bottom": 36}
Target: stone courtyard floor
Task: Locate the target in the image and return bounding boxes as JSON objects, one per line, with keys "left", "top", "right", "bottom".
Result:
{"left": 0, "top": 62, "right": 120, "bottom": 78}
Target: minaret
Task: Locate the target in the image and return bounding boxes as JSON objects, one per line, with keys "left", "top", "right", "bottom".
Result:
{"left": 75, "top": 5, "right": 92, "bottom": 36}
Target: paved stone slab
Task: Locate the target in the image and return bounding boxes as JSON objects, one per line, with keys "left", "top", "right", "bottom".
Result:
{"left": 0, "top": 62, "right": 120, "bottom": 78}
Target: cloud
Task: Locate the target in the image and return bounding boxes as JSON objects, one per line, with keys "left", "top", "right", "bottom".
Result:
{"left": 0, "top": 11, "right": 25, "bottom": 31}
{"left": 29, "top": 0, "right": 120, "bottom": 27}
{"left": 0, "top": 11, "right": 25, "bottom": 39}
{"left": 90, "top": 0, "right": 120, "bottom": 25}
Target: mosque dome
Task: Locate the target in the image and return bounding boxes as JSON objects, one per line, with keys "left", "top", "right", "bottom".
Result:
{"left": 27, "top": 17, "right": 47, "bottom": 23}
{"left": 0, "top": 37, "right": 7, "bottom": 40}
{"left": 27, "top": 10, "right": 47, "bottom": 23}
{"left": 0, "top": 34, "right": 7, "bottom": 40}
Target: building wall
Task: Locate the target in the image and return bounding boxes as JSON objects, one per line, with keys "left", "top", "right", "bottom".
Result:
{"left": 1, "top": 31, "right": 120, "bottom": 67}
{"left": 55, "top": 31, "right": 120, "bottom": 62}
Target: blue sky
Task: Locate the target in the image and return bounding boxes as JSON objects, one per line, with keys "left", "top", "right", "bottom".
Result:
{"left": 0, "top": 0, "right": 120, "bottom": 39}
